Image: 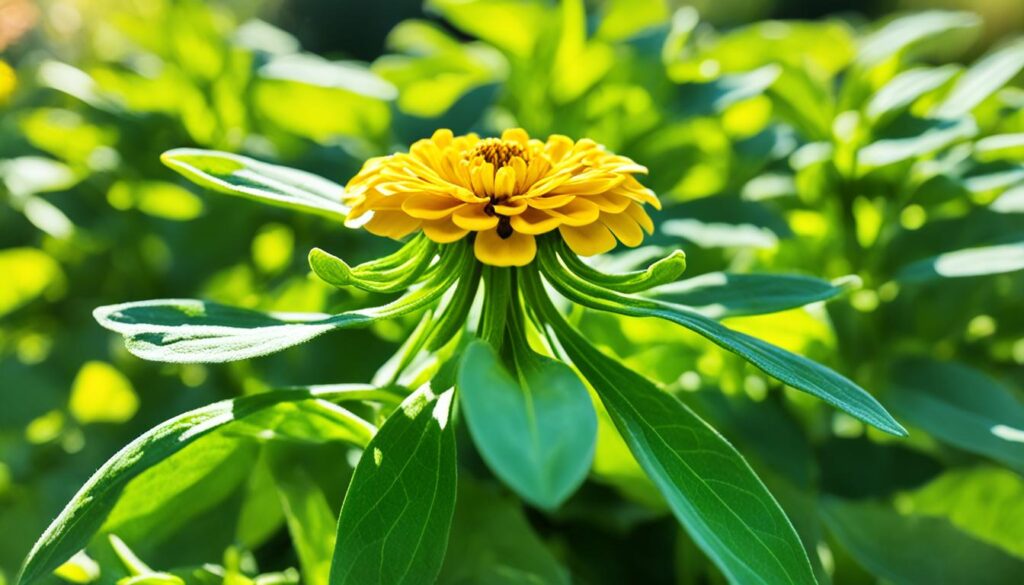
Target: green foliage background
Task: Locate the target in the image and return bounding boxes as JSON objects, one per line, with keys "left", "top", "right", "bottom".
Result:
{"left": 1, "top": 0, "right": 1022, "bottom": 583}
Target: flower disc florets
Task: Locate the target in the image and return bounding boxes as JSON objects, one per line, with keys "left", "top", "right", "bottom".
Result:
{"left": 344, "top": 128, "right": 661, "bottom": 267}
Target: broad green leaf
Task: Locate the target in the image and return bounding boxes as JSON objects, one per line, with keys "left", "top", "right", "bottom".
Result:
{"left": 94, "top": 245, "right": 468, "bottom": 362}
{"left": 975, "top": 133, "right": 1024, "bottom": 163}
{"left": 0, "top": 247, "right": 63, "bottom": 318}
{"left": 426, "top": 0, "right": 551, "bottom": 59}
{"left": 456, "top": 341, "right": 596, "bottom": 510}
{"left": 855, "top": 11, "right": 981, "bottom": 67}
{"left": 17, "top": 387, "right": 379, "bottom": 585}
{"left": 866, "top": 66, "right": 958, "bottom": 125}
{"left": 161, "top": 148, "right": 349, "bottom": 221}
{"left": 821, "top": 498, "right": 1024, "bottom": 584}
{"left": 331, "top": 387, "right": 457, "bottom": 585}
{"left": 858, "top": 115, "right": 977, "bottom": 170}
{"left": 673, "top": 65, "right": 781, "bottom": 118}
{"left": 887, "top": 359, "right": 1024, "bottom": 471}
{"left": 933, "top": 39, "right": 1024, "bottom": 118}
{"left": 648, "top": 272, "right": 859, "bottom": 319}
{"left": 521, "top": 270, "right": 816, "bottom": 585}
{"left": 896, "top": 241, "right": 1024, "bottom": 282}
{"left": 226, "top": 399, "right": 376, "bottom": 446}
{"left": 267, "top": 447, "right": 338, "bottom": 585}
{"left": 538, "top": 247, "right": 906, "bottom": 436}
{"left": 899, "top": 466, "right": 1024, "bottom": 559}
{"left": 596, "top": 0, "right": 667, "bottom": 42}
{"left": 438, "top": 479, "right": 569, "bottom": 584}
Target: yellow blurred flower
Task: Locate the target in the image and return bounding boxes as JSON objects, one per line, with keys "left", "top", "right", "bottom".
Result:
{"left": 0, "top": 60, "right": 14, "bottom": 104}
{"left": 345, "top": 129, "right": 660, "bottom": 267}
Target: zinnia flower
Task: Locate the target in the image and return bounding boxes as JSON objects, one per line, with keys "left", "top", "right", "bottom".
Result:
{"left": 343, "top": 128, "right": 661, "bottom": 267}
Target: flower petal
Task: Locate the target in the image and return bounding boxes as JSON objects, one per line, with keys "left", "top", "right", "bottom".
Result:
{"left": 495, "top": 166, "right": 516, "bottom": 198}
{"left": 601, "top": 212, "right": 645, "bottom": 247}
{"left": 474, "top": 229, "right": 537, "bottom": 267}
{"left": 559, "top": 222, "right": 617, "bottom": 256}
{"left": 422, "top": 219, "right": 469, "bottom": 243}
{"left": 547, "top": 198, "right": 600, "bottom": 226}
{"left": 625, "top": 202, "right": 655, "bottom": 234}
{"left": 365, "top": 211, "right": 422, "bottom": 240}
{"left": 452, "top": 204, "right": 499, "bottom": 231}
{"left": 510, "top": 208, "right": 562, "bottom": 235}
{"left": 402, "top": 194, "right": 466, "bottom": 220}
{"left": 525, "top": 194, "right": 575, "bottom": 209}
{"left": 501, "top": 128, "right": 530, "bottom": 146}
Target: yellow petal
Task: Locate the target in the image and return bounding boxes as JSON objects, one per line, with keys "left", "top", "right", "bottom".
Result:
{"left": 452, "top": 204, "right": 499, "bottom": 231}
{"left": 495, "top": 166, "right": 516, "bottom": 198}
{"left": 625, "top": 202, "right": 655, "bottom": 234}
{"left": 501, "top": 128, "right": 530, "bottom": 146}
{"left": 559, "top": 222, "right": 617, "bottom": 256}
{"left": 584, "top": 192, "right": 632, "bottom": 213}
{"left": 510, "top": 208, "right": 562, "bottom": 235}
{"left": 401, "top": 194, "right": 465, "bottom": 220}
{"left": 422, "top": 219, "right": 469, "bottom": 243}
{"left": 545, "top": 135, "right": 574, "bottom": 162}
{"left": 601, "top": 212, "right": 645, "bottom": 247}
{"left": 547, "top": 198, "right": 600, "bottom": 226}
{"left": 432, "top": 128, "right": 454, "bottom": 148}
{"left": 525, "top": 194, "right": 575, "bottom": 209}
{"left": 474, "top": 229, "right": 537, "bottom": 267}
{"left": 554, "top": 175, "right": 626, "bottom": 196}
{"left": 365, "top": 211, "right": 422, "bottom": 240}
{"left": 493, "top": 198, "right": 528, "bottom": 216}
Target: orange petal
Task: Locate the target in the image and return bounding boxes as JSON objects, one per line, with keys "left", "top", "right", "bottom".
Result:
{"left": 422, "top": 219, "right": 469, "bottom": 244}
{"left": 452, "top": 204, "right": 499, "bottom": 231}
{"left": 474, "top": 228, "right": 537, "bottom": 267}
{"left": 559, "top": 222, "right": 617, "bottom": 256}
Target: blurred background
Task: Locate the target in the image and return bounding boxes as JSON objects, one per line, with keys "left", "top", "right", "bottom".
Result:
{"left": 1, "top": 0, "right": 1022, "bottom": 584}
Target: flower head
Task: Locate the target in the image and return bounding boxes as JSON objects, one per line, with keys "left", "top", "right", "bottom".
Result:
{"left": 344, "top": 129, "right": 661, "bottom": 267}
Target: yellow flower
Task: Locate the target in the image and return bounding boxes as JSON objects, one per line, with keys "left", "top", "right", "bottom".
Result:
{"left": 0, "top": 60, "right": 15, "bottom": 105}
{"left": 344, "top": 129, "right": 661, "bottom": 267}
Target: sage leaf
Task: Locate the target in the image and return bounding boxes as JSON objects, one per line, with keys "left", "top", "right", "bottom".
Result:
{"left": 647, "top": 272, "right": 859, "bottom": 319}
{"left": 523, "top": 271, "right": 817, "bottom": 585}
{"left": 887, "top": 359, "right": 1024, "bottom": 472}
{"left": 330, "top": 388, "right": 457, "bottom": 585}
{"left": 537, "top": 247, "right": 907, "bottom": 436}
{"left": 18, "top": 387, "right": 376, "bottom": 585}
{"left": 161, "top": 148, "right": 349, "bottom": 220}
{"left": 457, "top": 341, "right": 596, "bottom": 510}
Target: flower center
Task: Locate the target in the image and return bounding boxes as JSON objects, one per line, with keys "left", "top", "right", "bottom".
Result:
{"left": 470, "top": 138, "right": 528, "bottom": 168}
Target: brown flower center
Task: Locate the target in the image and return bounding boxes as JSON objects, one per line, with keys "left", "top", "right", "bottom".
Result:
{"left": 470, "top": 138, "right": 528, "bottom": 168}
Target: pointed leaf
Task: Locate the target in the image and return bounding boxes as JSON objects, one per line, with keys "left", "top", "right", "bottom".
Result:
{"left": 934, "top": 39, "right": 1024, "bottom": 118}
{"left": 18, "top": 387, "right": 377, "bottom": 585}
{"left": 330, "top": 388, "right": 457, "bottom": 585}
{"left": 896, "top": 241, "right": 1024, "bottom": 283}
{"left": 522, "top": 271, "right": 816, "bottom": 585}
{"left": 161, "top": 148, "right": 348, "bottom": 220}
{"left": 457, "top": 341, "right": 596, "bottom": 510}
{"left": 648, "top": 272, "right": 859, "bottom": 319}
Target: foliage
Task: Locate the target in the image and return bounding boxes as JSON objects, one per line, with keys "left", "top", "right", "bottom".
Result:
{"left": 2, "top": 1, "right": 1022, "bottom": 584}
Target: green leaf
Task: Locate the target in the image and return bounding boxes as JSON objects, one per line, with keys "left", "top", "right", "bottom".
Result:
{"left": 267, "top": 447, "right": 339, "bottom": 585}
{"left": 887, "top": 359, "right": 1024, "bottom": 471}
{"left": 855, "top": 11, "right": 981, "bottom": 67}
{"left": 538, "top": 246, "right": 906, "bottom": 436}
{"left": 647, "top": 272, "right": 859, "bottom": 319}
{"left": 438, "top": 479, "right": 570, "bottom": 584}
{"left": 521, "top": 268, "right": 816, "bottom": 585}
{"left": 895, "top": 241, "right": 1024, "bottom": 283}
{"left": 673, "top": 65, "right": 781, "bottom": 117}
{"left": 933, "top": 39, "right": 1024, "bottom": 118}
{"left": 557, "top": 242, "right": 687, "bottom": 294}
{"left": 858, "top": 115, "right": 977, "bottom": 170}
{"left": 899, "top": 466, "right": 1024, "bottom": 559}
{"left": 17, "top": 387, "right": 380, "bottom": 585}
{"left": 866, "top": 66, "right": 959, "bottom": 125}
{"left": 821, "top": 498, "right": 1024, "bottom": 584}
{"left": 95, "top": 243, "right": 470, "bottom": 363}
{"left": 457, "top": 340, "right": 596, "bottom": 510}
{"left": 161, "top": 148, "right": 349, "bottom": 221}
{"left": 330, "top": 387, "right": 457, "bottom": 585}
